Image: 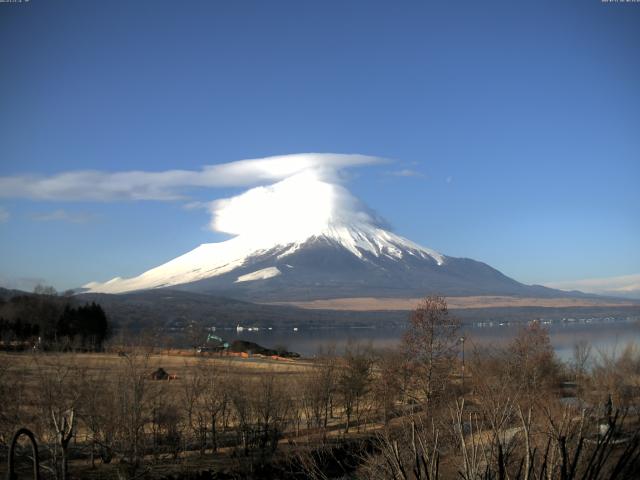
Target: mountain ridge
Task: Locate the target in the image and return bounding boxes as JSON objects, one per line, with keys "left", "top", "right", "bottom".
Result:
{"left": 83, "top": 213, "right": 585, "bottom": 301}
{"left": 3, "top": 287, "right": 638, "bottom": 333}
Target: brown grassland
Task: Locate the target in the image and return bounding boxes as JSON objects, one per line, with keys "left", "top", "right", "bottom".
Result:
{"left": 1, "top": 297, "right": 640, "bottom": 479}
{"left": 268, "top": 295, "right": 640, "bottom": 311}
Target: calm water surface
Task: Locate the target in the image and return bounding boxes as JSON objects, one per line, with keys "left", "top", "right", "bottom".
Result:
{"left": 218, "top": 319, "right": 640, "bottom": 361}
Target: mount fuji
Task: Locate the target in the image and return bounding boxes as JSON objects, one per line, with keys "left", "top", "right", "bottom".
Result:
{"left": 83, "top": 171, "right": 570, "bottom": 302}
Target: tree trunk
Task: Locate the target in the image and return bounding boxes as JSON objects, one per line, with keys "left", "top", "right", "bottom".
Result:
{"left": 211, "top": 416, "right": 217, "bottom": 453}
{"left": 242, "top": 428, "right": 249, "bottom": 456}
{"left": 61, "top": 443, "right": 69, "bottom": 480}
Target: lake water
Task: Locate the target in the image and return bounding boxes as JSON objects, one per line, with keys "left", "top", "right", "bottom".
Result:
{"left": 216, "top": 318, "right": 640, "bottom": 362}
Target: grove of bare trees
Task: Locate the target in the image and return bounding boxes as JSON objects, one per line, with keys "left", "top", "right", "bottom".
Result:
{"left": 1, "top": 296, "right": 639, "bottom": 479}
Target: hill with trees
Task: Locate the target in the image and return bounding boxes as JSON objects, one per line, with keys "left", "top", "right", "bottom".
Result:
{"left": 0, "top": 287, "right": 111, "bottom": 351}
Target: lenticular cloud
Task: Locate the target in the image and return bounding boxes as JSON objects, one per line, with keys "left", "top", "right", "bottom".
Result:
{"left": 0, "top": 151, "right": 387, "bottom": 240}
{"left": 208, "top": 170, "right": 380, "bottom": 239}
{"left": 0, "top": 153, "right": 382, "bottom": 202}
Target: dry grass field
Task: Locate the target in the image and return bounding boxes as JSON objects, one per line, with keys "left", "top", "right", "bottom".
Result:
{"left": 2, "top": 321, "right": 640, "bottom": 479}
{"left": 0, "top": 350, "right": 319, "bottom": 479}
{"left": 269, "top": 295, "right": 640, "bottom": 311}
{"left": 1, "top": 349, "right": 314, "bottom": 384}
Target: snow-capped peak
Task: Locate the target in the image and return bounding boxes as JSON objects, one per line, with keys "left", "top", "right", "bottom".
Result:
{"left": 82, "top": 219, "right": 444, "bottom": 294}
{"left": 83, "top": 173, "right": 444, "bottom": 294}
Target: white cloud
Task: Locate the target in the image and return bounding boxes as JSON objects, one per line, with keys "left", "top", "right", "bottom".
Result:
{"left": 2, "top": 153, "right": 391, "bottom": 241}
{"left": 0, "top": 206, "right": 8, "bottom": 223}
{"left": 0, "top": 153, "right": 382, "bottom": 202}
{"left": 388, "top": 169, "right": 425, "bottom": 178}
{"left": 208, "top": 170, "right": 380, "bottom": 238}
{"left": 31, "top": 209, "right": 96, "bottom": 223}
{"left": 546, "top": 273, "right": 640, "bottom": 299}
{"left": 182, "top": 201, "right": 208, "bottom": 211}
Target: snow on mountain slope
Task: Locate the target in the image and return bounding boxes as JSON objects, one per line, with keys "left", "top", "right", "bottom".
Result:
{"left": 84, "top": 172, "right": 445, "bottom": 294}
{"left": 83, "top": 221, "right": 445, "bottom": 294}
{"left": 235, "top": 267, "right": 281, "bottom": 283}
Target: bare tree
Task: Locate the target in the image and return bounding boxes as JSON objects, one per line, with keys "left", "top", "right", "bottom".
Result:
{"left": 303, "top": 352, "right": 338, "bottom": 438}
{"left": 590, "top": 342, "right": 640, "bottom": 409}
{"left": 77, "top": 372, "right": 117, "bottom": 468}
{"left": 181, "top": 362, "right": 207, "bottom": 454}
{"left": 228, "top": 377, "right": 253, "bottom": 456}
{"left": 451, "top": 399, "right": 486, "bottom": 480}
{"left": 402, "top": 296, "right": 460, "bottom": 406}
{"left": 507, "top": 321, "right": 560, "bottom": 401}
{"left": 373, "top": 348, "right": 413, "bottom": 424}
{"left": 33, "top": 284, "right": 58, "bottom": 296}
{"left": 0, "top": 363, "right": 27, "bottom": 456}
{"left": 112, "top": 351, "right": 155, "bottom": 476}
{"left": 51, "top": 409, "right": 74, "bottom": 480}
{"left": 572, "top": 340, "right": 592, "bottom": 380}
{"left": 32, "top": 353, "right": 84, "bottom": 480}
{"left": 364, "top": 418, "right": 440, "bottom": 480}
{"left": 337, "top": 344, "right": 373, "bottom": 433}
{"left": 201, "top": 361, "right": 230, "bottom": 453}
{"left": 150, "top": 397, "right": 182, "bottom": 460}
{"left": 253, "top": 373, "right": 291, "bottom": 456}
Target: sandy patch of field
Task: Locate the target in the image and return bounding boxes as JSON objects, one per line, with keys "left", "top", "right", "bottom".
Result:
{"left": 267, "top": 295, "right": 639, "bottom": 311}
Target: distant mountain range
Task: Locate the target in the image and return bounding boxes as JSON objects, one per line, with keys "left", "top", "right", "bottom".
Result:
{"left": 3, "top": 287, "right": 636, "bottom": 332}
{"left": 2, "top": 286, "right": 638, "bottom": 332}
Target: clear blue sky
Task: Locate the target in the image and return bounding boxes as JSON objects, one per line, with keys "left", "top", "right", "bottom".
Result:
{"left": 1, "top": 0, "right": 639, "bottom": 291}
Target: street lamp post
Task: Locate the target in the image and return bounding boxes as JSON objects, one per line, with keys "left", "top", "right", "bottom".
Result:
{"left": 460, "top": 336, "right": 466, "bottom": 395}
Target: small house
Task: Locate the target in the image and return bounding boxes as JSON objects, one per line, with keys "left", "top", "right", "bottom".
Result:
{"left": 150, "top": 367, "right": 169, "bottom": 380}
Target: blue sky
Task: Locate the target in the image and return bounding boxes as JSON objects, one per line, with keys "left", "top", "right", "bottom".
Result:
{"left": 0, "top": 0, "right": 639, "bottom": 292}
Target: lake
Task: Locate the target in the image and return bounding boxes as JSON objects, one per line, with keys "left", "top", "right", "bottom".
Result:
{"left": 216, "top": 318, "right": 640, "bottom": 362}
